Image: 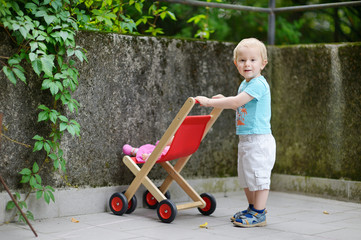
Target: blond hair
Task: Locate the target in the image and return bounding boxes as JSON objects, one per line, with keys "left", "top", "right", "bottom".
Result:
{"left": 233, "top": 38, "right": 267, "bottom": 62}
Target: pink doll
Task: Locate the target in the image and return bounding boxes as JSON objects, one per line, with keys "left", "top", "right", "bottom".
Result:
{"left": 122, "top": 137, "right": 173, "bottom": 162}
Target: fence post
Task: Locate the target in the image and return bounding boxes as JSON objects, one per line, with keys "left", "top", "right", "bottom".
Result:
{"left": 268, "top": 0, "right": 276, "bottom": 45}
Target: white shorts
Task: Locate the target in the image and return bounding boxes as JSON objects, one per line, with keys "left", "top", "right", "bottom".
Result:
{"left": 237, "top": 134, "right": 276, "bottom": 191}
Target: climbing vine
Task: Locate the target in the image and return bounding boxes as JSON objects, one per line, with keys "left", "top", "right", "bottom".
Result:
{"left": 0, "top": 0, "right": 84, "bottom": 222}
{"left": 0, "top": 0, "right": 179, "bottom": 222}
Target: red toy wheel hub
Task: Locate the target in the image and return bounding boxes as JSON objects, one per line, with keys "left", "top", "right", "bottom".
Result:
{"left": 111, "top": 197, "right": 123, "bottom": 212}
{"left": 146, "top": 192, "right": 157, "bottom": 206}
{"left": 159, "top": 204, "right": 172, "bottom": 219}
{"left": 201, "top": 196, "right": 211, "bottom": 212}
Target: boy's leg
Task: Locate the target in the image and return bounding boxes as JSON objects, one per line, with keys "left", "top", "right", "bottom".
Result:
{"left": 230, "top": 188, "right": 254, "bottom": 221}
{"left": 244, "top": 188, "right": 255, "bottom": 205}
{"left": 233, "top": 189, "right": 268, "bottom": 227}
{"left": 254, "top": 189, "right": 269, "bottom": 210}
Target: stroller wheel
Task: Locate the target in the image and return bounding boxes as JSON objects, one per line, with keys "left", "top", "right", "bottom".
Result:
{"left": 198, "top": 193, "right": 216, "bottom": 216}
{"left": 157, "top": 199, "right": 177, "bottom": 223}
{"left": 109, "top": 192, "right": 128, "bottom": 215}
{"left": 143, "top": 189, "right": 171, "bottom": 209}
{"left": 122, "top": 191, "right": 137, "bottom": 214}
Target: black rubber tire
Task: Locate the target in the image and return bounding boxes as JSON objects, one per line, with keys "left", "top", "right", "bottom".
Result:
{"left": 157, "top": 199, "right": 177, "bottom": 223}
{"left": 109, "top": 192, "right": 128, "bottom": 215}
{"left": 197, "top": 193, "right": 216, "bottom": 216}
{"left": 123, "top": 191, "right": 137, "bottom": 214}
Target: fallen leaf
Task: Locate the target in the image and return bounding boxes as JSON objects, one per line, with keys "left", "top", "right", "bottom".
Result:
{"left": 323, "top": 211, "right": 329, "bottom": 215}
{"left": 71, "top": 217, "right": 79, "bottom": 223}
{"left": 199, "top": 222, "right": 208, "bottom": 228}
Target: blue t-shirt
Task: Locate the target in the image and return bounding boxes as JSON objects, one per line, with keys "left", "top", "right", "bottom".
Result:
{"left": 236, "top": 75, "right": 272, "bottom": 135}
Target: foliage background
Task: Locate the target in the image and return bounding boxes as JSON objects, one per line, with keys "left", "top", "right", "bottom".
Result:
{"left": 156, "top": 0, "right": 361, "bottom": 45}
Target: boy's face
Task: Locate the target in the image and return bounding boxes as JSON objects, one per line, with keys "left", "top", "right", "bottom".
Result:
{"left": 234, "top": 46, "right": 267, "bottom": 82}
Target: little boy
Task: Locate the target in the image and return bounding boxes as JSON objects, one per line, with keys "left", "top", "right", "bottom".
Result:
{"left": 196, "top": 38, "right": 276, "bottom": 227}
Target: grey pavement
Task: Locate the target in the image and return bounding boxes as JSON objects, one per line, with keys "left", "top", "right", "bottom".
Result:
{"left": 1, "top": 191, "right": 361, "bottom": 240}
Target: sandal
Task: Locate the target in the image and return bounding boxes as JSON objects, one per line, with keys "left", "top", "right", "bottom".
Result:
{"left": 233, "top": 210, "right": 267, "bottom": 228}
{"left": 230, "top": 207, "right": 250, "bottom": 222}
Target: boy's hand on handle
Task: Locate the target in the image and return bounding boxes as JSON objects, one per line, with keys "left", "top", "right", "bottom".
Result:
{"left": 195, "top": 96, "right": 211, "bottom": 107}
{"left": 212, "top": 94, "right": 225, "bottom": 99}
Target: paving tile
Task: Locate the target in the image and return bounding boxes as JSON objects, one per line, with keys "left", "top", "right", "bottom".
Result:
{"left": 0, "top": 191, "right": 360, "bottom": 240}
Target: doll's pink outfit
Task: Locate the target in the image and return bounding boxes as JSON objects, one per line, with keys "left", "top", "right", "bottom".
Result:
{"left": 122, "top": 141, "right": 170, "bottom": 163}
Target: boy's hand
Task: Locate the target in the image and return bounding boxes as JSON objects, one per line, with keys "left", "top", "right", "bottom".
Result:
{"left": 195, "top": 96, "right": 211, "bottom": 107}
{"left": 212, "top": 94, "right": 225, "bottom": 99}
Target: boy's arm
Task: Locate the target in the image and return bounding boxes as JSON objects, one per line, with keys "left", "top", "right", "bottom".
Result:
{"left": 195, "top": 92, "right": 253, "bottom": 110}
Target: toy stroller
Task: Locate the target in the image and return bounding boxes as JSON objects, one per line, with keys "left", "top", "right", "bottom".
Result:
{"left": 109, "top": 97, "right": 222, "bottom": 223}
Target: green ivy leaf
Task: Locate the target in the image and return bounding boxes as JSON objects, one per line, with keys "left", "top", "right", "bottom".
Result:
{"left": 58, "top": 115, "right": 68, "bottom": 122}
{"left": 48, "top": 153, "right": 57, "bottom": 160}
{"left": 38, "top": 111, "right": 49, "bottom": 122}
{"left": 38, "top": 42, "right": 47, "bottom": 51}
{"left": 3, "top": 66, "right": 17, "bottom": 85}
{"left": 59, "top": 122, "right": 67, "bottom": 132}
{"left": 40, "top": 54, "right": 55, "bottom": 76}
{"left": 29, "top": 176, "right": 36, "bottom": 187}
{"left": 48, "top": 190, "right": 55, "bottom": 203}
{"left": 67, "top": 48, "right": 75, "bottom": 57}
{"left": 67, "top": 125, "right": 75, "bottom": 136}
{"left": 20, "top": 175, "right": 31, "bottom": 183}
{"left": 36, "top": 190, "right": 43, "bottom": 199}
{"left": 33, "top": 141, "right": 44, "bottom": 152}
{"left": 49, "top": 82, "right": 59, "bottom": 95}
{"left": 25, "top": 3, "right": 38, "bottom": 11}
{"left": 53, "top": 159, "right": 59, "bottom": 170}
{"left": 41, "top": 79, "right": 52, "bottom": 89}
{"left": 35, "top": 174, "right": 42, "bottom": 184}
{"left": 18, "top": 200, "right": 27, "bottom": 209}
{"left": 19, "top": 168, "right": 32, "bottom": 175}
{"left": 44, "top": 142, "right": 51, "bottom": 154}
{"left": 74, "top": 50, "right": 83, "bottom": 62}
{"left": 35, "top": 10, "right": 47, "bottom": 17}
{"left": 29, "top": 41, "right": 38, "bottom": 52}
{"left": 59, "top": 30, "right": 69, "bottom": 41}
{"left": 31, "top": 59, "right": 42, "bottom": 75}
{"left": 32, "top": 162, "right": 39, "bottom": 173}
{"left": 44, "top": 15, "right": 56, "bottom": 25}
{"left": 33, "top": 135, "right": 44, "bottom": 141}
{"left": 60, "top": 158, "right": 66, "bottom": 172}
{"left": 38, "top": 105, "right": 49, "bottom": 111}
{"left": 6, "top": 201, "right": 15, "bottom": 210}
{"left": 49, "top": 110, "right": 58, "bottom": 123}
{"left": 12, "top": 67, "right": 26, "bottom": 83}
{"left": 26, "top": 211, "right": 34, "bottom": 221}
{"left": 8, "top": 57, "right": 21, "bottom": 65}
{"left": 15, "top": 192, "right": 21, "bottom": 200}
{"left": 44, "top": 191, "right": 50, "bottom": 204}
{"left": 19, "top": 26, "right": 29, "bottom": 38}
{"left": 45, "top": 185, "right": 55, "bottom": 192}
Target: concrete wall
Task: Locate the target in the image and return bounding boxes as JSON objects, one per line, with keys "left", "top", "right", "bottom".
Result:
{"left": 269, "top": 43, "right": 361, "bottom": 181}
{"left": 0, "top": 30, "right": 240, "bottom": 190}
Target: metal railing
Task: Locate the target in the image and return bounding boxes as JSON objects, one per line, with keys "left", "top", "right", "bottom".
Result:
{"left": 157, "top": 0, "right": 361, "bottom": 45}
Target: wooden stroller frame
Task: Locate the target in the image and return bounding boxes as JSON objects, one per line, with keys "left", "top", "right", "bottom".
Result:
{"left": 111, "top": 97, "right": 222, "bottom": 222}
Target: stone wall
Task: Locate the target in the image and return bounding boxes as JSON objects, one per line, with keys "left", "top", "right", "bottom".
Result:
{"left": 0, "top": 30, "right": 239, "bottom": 189}
{"left": 269, "top": 43, "right": 361, "bottom": 181}
{"left": 1, "top": 30, "right": 360, "bottom": 192}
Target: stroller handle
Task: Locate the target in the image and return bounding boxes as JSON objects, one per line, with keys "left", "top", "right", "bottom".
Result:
{"left": 192, "top": 97, "right": 200, "bottom": 104}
